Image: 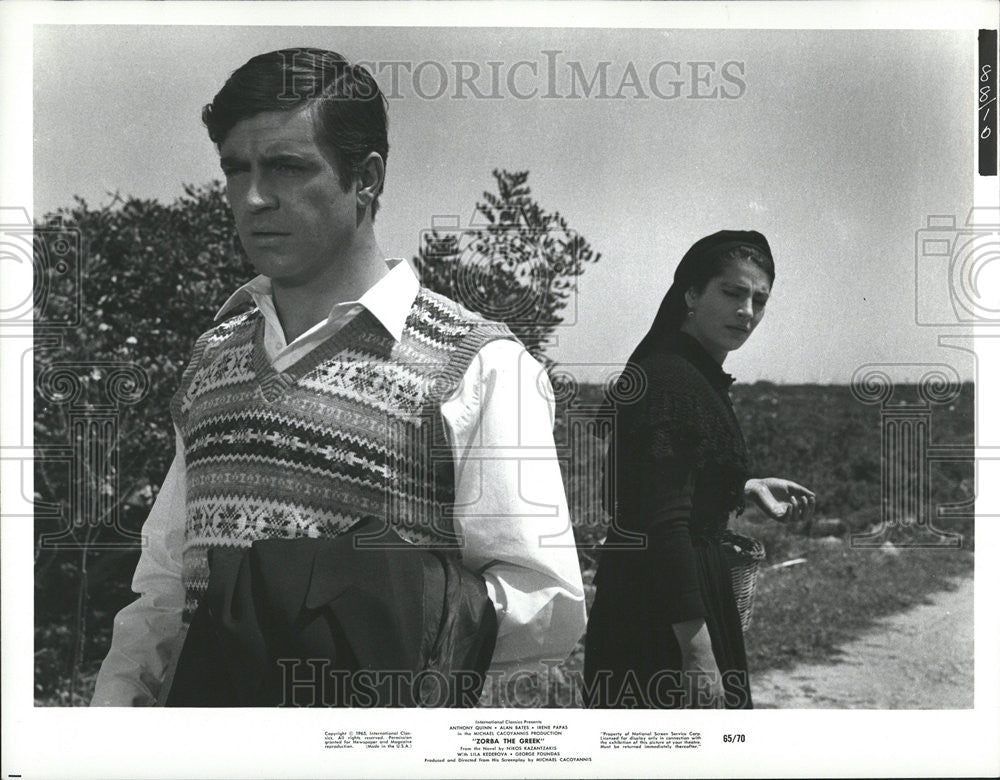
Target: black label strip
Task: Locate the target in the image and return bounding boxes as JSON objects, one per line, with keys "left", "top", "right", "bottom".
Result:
{"left": 979, "top": 29, "right": 997, "bottom": 176}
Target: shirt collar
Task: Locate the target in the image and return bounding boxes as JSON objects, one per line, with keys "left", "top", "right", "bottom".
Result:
{"left": 214, "top": 258, "right": 419, "bottom": 342}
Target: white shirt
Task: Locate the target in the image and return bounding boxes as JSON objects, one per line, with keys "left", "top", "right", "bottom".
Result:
{"left": 91, "top": 259, "right": 586, "bottom": 706}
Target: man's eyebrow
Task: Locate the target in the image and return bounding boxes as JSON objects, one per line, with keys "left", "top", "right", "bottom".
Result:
{"left": 261, "top": 150, "right": 316, "bottom": 161}
{"left": 219, "top": 150, "right": 318, "bottom": 168}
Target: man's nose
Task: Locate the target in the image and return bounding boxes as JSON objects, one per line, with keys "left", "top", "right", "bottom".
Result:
{"left": 736, "top": 296, "right": 754, "bottom": 319}
{"left": 245, "top": 173, "right": 277, "bottom": 212}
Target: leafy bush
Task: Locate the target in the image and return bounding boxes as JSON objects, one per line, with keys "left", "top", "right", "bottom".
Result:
{"left": 34, "top": 183, "right": 251, "bottom": 704}
{"left": 415, "top": 169, "right": 601, "bottom": 360}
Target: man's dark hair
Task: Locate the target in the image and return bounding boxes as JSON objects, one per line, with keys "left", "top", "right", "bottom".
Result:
{"left": 203, "top": 48, "right": 389, "bottom": 218}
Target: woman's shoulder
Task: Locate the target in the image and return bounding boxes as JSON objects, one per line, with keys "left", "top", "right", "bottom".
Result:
{"left": 628, "top": 352, "right": 717, "bottom": 429}
{"left": 636, "top": 350, "right": 713, "bottom": 397}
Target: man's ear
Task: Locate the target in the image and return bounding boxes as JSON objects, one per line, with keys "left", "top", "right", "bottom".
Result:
{"left": 356, "top": 152, "right": 385, "bottom": 214}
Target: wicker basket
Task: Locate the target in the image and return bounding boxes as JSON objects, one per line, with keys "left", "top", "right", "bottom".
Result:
{"left": 719, "top": 530, "right": 766, "bottom": 632}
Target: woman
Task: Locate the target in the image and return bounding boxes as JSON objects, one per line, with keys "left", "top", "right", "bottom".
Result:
{"left": 584, "top": 230, "right": 815, "bottom": 709}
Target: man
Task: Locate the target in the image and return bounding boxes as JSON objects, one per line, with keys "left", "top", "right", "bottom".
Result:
{"left": 91, "top": 48, "right": 585, "bottom": 706}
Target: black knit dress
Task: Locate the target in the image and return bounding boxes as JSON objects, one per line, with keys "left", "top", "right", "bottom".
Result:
{"left": 584, "top": 331, "right": 752, "bottom": 708}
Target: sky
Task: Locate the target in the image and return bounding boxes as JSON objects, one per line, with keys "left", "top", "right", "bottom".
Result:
{"left": 31, "top": 24, "right": 979, "bottom": 384}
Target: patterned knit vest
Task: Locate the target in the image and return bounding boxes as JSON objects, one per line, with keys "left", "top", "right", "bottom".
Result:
{"left": 170, "top": 287, "right": 517, "bottom": 619}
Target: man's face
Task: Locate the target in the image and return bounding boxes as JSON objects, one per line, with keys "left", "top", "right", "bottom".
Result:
{"left": 219, "top": 106, "right": 357, "bottom": 286}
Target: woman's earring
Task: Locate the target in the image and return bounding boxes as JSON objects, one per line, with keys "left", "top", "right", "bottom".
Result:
{"left": 687, "top": 309, "right": 695, "bottom": 317}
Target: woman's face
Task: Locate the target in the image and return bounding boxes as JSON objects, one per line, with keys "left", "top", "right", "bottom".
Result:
{"left": 681, "top": 258, "right": 772, "bottom": 363}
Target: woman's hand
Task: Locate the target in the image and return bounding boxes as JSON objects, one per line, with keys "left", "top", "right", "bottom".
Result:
{"left": 672, "top": 619, "right": 726, "bottom": 708}
{"left": 745, "top": 477, "right": 816, "bottom": 523}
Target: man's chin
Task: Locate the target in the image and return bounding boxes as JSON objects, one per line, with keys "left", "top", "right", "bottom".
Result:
{"left": 251, "top": 264, "right": 316, "bottom": 289}
{"left": 248, "top": 255, "right": 298, "bottom": 280}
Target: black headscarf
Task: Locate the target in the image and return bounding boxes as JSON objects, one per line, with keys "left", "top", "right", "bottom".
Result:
{"left": 627, "top": 230, "right": 773, "bottom": 367}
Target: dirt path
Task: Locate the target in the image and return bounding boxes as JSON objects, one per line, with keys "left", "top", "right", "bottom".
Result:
{"left": 751, "top": 575, "right": 974, "bottom": 708}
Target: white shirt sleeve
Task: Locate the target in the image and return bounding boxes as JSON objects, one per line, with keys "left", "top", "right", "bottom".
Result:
{"left": 441, "top": 339, "right": 587, "bottom": 668}
{"left": 89, "top": 432, "right": 188, "bottom": 706}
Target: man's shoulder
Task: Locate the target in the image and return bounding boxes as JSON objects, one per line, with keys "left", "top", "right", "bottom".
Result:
{"left": 408, "top": 288, "right": 529, "bottom": 396}
{"left": 415, "top": 287, "right": 501, "bottom": 327}
{"left": 197, "top": 307, "right": 259, "bottom": 345}
{"left": 412, "top": 287, "right": 520, "bottom": 345}
{"left": 185, "top": 308, "right": 260, "bottom": 366}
